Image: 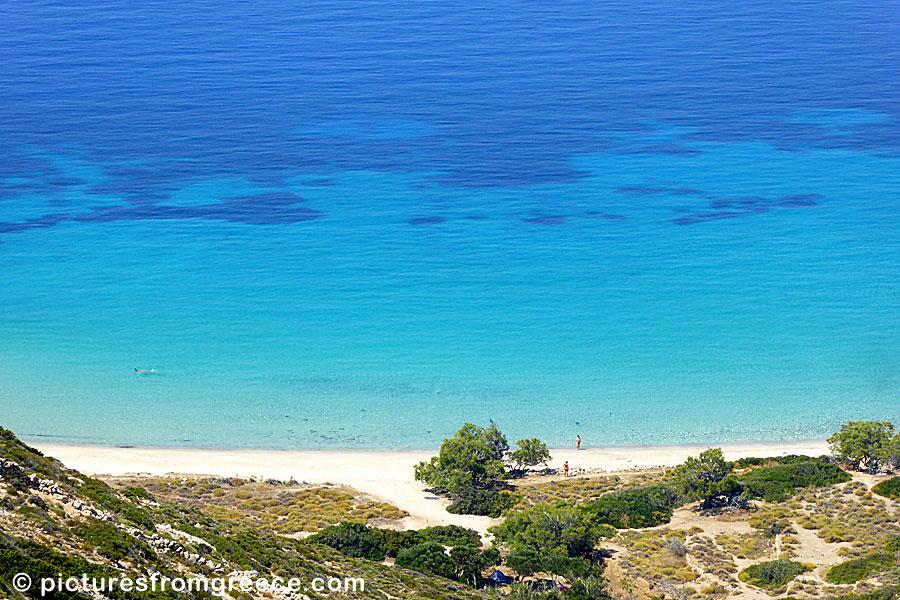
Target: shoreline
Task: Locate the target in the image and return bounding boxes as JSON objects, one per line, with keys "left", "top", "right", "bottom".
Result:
{"left": 30, "top": 438, "right": 830, "bottom": 533}
{"left": 23, "top": 435, "right": 831, "bottom": 455}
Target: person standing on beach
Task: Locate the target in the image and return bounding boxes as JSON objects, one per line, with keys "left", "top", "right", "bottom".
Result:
{"left": 576, "top": 435, "right": 581, "bottom": 450}
{"left": 563, "top": 460, "right": 569, "bottom": 477}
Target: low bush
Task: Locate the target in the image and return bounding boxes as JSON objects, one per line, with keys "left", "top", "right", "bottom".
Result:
{"left": 886, "top": 536, "right": 900, "bottom": 553}
{"left": 0, "top": 534, "right": 190, "bottom": 600}
{"left": 307, "top": 522, "right": 484, "bottom": 563}
{"left": 395, "top": 542, "right": 455, "bottom": 579}
{"left": 737, "top": 461, "right": 850, "bottom": 502}
{"left": 583, "top": 484, "right": 681, "bottom": 528}
{"left": 706, "top": 460, "right": 849, "bottom": 506}
{"left": 873, "top": 477, "right": 900, "bottom": 500}
{"left": 72, "top": 520, "right": 155, "bottom": 562}
{"left": 447, "top": 488, "right": 517, "bottom": 517}
{"left": 491, "top": 503, "right": 602, "bottom": 559}
{"left": 738, "top": 559, "right": 807, "bottom": 589}
{"left": 825, "top": 553, "right": 896, "bottom": 584}
{"left": 731, "top": 455, "right": 829, "bottom": 468}
{"left": 837, "top": 587, "right": 900, "bottom": 600}
{"left": 305, "top": 522, "right": 387, "bottom": 560}
{"left": 77, "top": 477, "right": 155, "bottom": 530}
{"left": 418, "top": 525, "right": 481, "bottom": 548}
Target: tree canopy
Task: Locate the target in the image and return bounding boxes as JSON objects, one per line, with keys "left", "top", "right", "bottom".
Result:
{"left": 395, "top": 541, "right": 455, "bottom": 579}
{"left": 672, "top": 447, "right": 729, "bottom": 497}
{"left": 828, "top": 421, "right": 898, "bottom": 472}
{"left": 414, "top": 423, "right": 533, "bottom": 516}
{"left": 490, "top": 503, "right": 600, "bottom": 559}
{"left": 414, "top": 423, "right": 509, "bottom": 494}
{"left": 510, "top": 438, "right": 551, "bottom": 472}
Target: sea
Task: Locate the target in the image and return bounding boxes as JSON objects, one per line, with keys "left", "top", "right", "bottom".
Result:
{"left": 1, "top": 0, "right": 898, "bottom": 449}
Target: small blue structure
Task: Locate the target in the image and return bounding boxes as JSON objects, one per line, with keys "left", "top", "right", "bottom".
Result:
{"left": 489, "top": 570, "right": 514, "bottom": 585}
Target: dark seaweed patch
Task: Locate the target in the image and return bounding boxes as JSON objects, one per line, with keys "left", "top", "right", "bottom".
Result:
{"left": 778, "top": 193, "right": 824, "bottom": 207}
{"left": 0, "top": 192, "right": 323, "bottom": 238}
{"left": 709, "top": 196, "right": 770, "bottom": 209}
{"left": 77, "top": 192, "right": 322, "bottom": 225}
{"left": 671, "top": 192, "right": 823, "bottom": 225}
{"left": 621, "top": 143, "right": 704, "bottom": 156}
{"left": 524, "top": 215, "right": 567, "bottom": 225}
{"left": 616, "top": 186, "right": 703, "bottom": 196}
{"left": 408, "top": 216, "right": 446, "bottom": 225}
{"left": 586, "top": 211, "right": 626, "bottom": 220}
{"left": 0, "top": 213, "right": 70, "bottom": 234}
{"left": 670, "top": 211, "right": 748, "bottom": 225}
{"left": 298, "top": 179, "right": 338, "bottom": 187}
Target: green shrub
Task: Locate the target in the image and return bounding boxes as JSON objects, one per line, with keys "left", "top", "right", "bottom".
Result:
{"left": 0, "top": 533, "right": 192, "bottom": 600}
{"left": 738, "top": 559, "right": 807, "bottom": 589}
{"left": 72, "top": 520, "right": 155, "bottom": 562}
{"left": 0, "top": 428, "right": 65, "bottom": 482}
{"left": 176, "top": 523, "right": 307, "bottom": 572}
{"left": 418, "top": 525, "right": 481, "bottom": 547}
{"left": 886, "top": 536, "right": 900, "bottom": 553}
{"left": 732, "top": 455, "right": 829, "bottom": 468}
{"left": 395, "top": 541, "right": 455, "bottom": 579}
{"left": 76, "top": 477, "right": 155, "bottom": 530}
{"left": 0, "top": 535, "right": 105, "bottom": 600}
{"left": 380, "top": 529, "right": 422, "bottom": 558}
{"left": 672, "top": 448, "right": 729, "bottom": 498}
{"left": 839, "top": 587, "right": 900, "bottom": 600}
{"left": 583, "top": 484, "right": 681, "bottom": 528}
{"left": 305, "top": 522, "right": 387, "bottom": 560}
{"left": 491, "top": 503, "right": 600, "bottom": 559}
{"left": 707, "top": 460, "right": 849, "bottom": 505}
{"left": 739, "top": 461, "right": 850, "bottom": 501}
{"left": 826, "top": 553, "right": 896, "bottom": 584}
{"left": 307, "top": 522, "right": 484, "bottom": 562}
{"left": 447, "top": 488, "right": 517, "bottom": 517}
{"left": 873, "top": 477, "right": 900, "bottom": 500}
{"left": 450, "top": 544, "right": 501, "bottom": 585}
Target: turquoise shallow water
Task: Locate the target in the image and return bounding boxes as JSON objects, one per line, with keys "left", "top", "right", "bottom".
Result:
{"left": 2, "top": 137, "right": 899, "bottom": 448}
{"left": 1, "top": 1, "right": 899, "bottom": 448}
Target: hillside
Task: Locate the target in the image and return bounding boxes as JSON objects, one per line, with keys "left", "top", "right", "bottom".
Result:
{"left": 0, "top": 427, "right": 488, "bottom": 600}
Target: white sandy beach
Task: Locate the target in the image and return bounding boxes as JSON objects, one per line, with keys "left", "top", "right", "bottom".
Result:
{"left": 31, "top": 439, "right": 830, "bottom": 533}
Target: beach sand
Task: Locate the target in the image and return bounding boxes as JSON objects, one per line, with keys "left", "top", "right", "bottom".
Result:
{"left": 31, "top": 439, "right": 829, "bottom": 533}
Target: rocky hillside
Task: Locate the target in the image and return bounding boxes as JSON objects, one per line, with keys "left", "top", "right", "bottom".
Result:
{"left": 0, "top": 427, "right": 488, "bottom": 600}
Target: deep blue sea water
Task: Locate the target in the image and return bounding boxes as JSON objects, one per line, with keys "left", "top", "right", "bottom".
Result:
{"left": 1, "top": 0, "right": 899, "bottom": 449}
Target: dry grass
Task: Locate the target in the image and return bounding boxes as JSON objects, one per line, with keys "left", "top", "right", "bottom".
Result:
{"left": 109, "top": 475, "right": 408, "bottom": 534}
{"left": 509, "top": 471, "right": 669, "bottom": 512}
{"left": 615, "top": 528, "right": 700, "bottom": 585}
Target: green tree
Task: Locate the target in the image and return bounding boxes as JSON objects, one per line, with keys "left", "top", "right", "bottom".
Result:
{"left": 414, "top": 423, "right": 511, "bottom": 515}
{"left": 828, "top": 421, "right": 895, "bottom": 471}
{"left": 483, "top": 423, "right": 509, "bottom": 461}
{"left": 490, "top": 503, "right": 599, "bottom": 559}
{"left": 395, "top": 541, "right": 455, "bottom": 579}
{"left": 418, "top": 525, "right": 482, "bottom": 547}
{"left": 673, "top": 448, "right": 729, "bottom": 497}
{"left": 510, "top": 438, "right": 551, "bottom": 472}
{"left": 506, "top": 547, "right": 543, "bottom": 576}
{"left": 450, "top": 545, "right": 492, "bottom": 586}
{"left": 881, "top": 435, "right": 900, "bottom": 472}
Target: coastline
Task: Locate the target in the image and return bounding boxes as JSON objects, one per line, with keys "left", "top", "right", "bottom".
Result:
{"left": 30, "top": 438, "right": 830, "bottom": 532}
